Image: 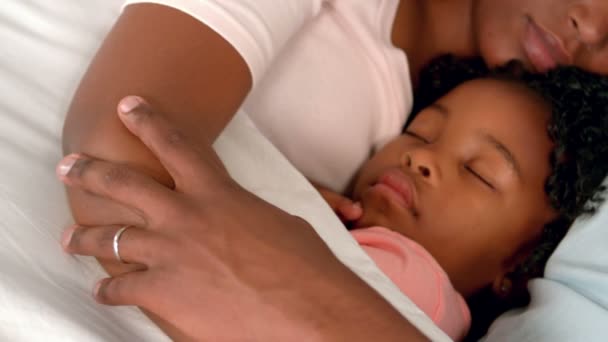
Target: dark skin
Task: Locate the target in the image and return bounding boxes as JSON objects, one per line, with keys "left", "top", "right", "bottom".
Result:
{"left": 59, "top": 99, "right": 429, "bottom": 341}
{"left": 62, "top": 1, "right": 608, "bottom": 340}
{"left": 395, "top": 0, "right": 608, "bottom": 83}
{"left": 322, "top": 79, "right": 557, "bottom": 300}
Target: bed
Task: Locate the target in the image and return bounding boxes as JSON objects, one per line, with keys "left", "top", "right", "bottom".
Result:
{"left": 1, "top": 1, "right": 607, "bottom": 341}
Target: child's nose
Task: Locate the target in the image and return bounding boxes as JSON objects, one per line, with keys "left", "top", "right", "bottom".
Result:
{"left": 418, "top": 165, "right": 431, "bottom": 177}
{"left": 404, "top": 150, "right": 441, "bottom": 185}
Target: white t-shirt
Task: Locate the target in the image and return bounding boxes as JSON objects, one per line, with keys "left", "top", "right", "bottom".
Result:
{"left": 124, "top": 0, "right": 413, "bottom": 193}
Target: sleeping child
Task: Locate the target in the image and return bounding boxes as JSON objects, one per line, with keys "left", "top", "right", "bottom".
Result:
{"left": 314, "top": 56, "right": 608, "bottom": 340}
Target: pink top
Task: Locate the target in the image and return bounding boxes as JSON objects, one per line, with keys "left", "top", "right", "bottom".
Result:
{"left": 123, "top": 0, "right": 413, "bottom": 193}
{"left": 352, "top": 227, "right": 471, "bottom": 341}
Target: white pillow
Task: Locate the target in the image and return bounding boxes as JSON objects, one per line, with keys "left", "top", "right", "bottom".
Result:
{"left": 484, "top": 197, "right": 608, "bottom": 341}
{"left": 0, "top": 1, "right": 446, "bottom": 340}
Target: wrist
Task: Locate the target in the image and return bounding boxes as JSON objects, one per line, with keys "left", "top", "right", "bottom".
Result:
{"left": 253, "top": 226, "right": 425, "bottom": 341}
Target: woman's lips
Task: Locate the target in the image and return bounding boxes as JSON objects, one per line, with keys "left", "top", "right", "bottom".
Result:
{"left": 372, "top": 169, "right": 418, "bottom": 213}
{"left": 522, "top": 17, "right": 572, "bottom": 72}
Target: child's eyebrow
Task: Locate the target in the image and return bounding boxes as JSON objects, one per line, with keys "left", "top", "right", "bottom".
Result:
{"left": 481, "top": 133, "right": 523, "bottom": 179}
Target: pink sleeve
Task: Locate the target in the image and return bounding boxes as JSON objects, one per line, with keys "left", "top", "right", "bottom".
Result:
{"left": 352, "top": 227, "right": 471, "bottom": 341}
{"left": 122, "top": 0, "right": 323, "bottom": 85}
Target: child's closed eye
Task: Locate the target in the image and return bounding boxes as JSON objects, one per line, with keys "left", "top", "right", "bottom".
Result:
{"left": 405, "top": 131, "right": 430, "bottom": 144}
{"left": 465, "top": 165, "right": 495, "bottom": 190}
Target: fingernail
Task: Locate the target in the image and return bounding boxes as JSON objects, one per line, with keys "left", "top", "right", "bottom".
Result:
{"left": 93, "top": 279, "right": 103, "bottom": 298}
{"left": 61, "top": 225, "right": 76, "bottom": 249}
{"left": 57, "top": 154, "right": 80, "bottom": 177}
{"left": 118, "top": 96, "right": 142, "bottom": 114}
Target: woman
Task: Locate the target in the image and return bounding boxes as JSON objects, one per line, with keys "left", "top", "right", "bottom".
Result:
{"left": 60, "top": 0, "right": 608, "bottom": 340}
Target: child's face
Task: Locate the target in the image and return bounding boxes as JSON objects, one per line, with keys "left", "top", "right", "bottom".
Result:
{"left": 351, "top": 79, "right": 557, "bottom": 296}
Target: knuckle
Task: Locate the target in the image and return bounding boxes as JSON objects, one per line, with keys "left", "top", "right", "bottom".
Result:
{"left": 66, "top": 227, "right": 84, "bottom": 251}
{"left": 163, "top": 129, "right": 204, "bottom": 163}
{"left": 95, "top": 279, "right": 113, "bottom": 303}
{"left": 102, "top": 165, "right": 132, "bottom": 189}
{"left": 67, "top": 227, "right": 114, "bottom": 255}
{"left": 128, "top": 232, "right": 158, "bottom": 264}
{"left": 97, "top": 276, "right": 148, "bottom": 307}
{"left": 99, "top": 228, "right": 117, "bottom": 252}
{"left": 106, "top": 279, "right": 123, "bottom": 298}
{"left": 151, "top": 238, "right": 177, "bottom": 260}
{"left": 69, "top": 158, "right": 93, "bottom": 179}
{"left": 153, "top": 197, "right": 190, "bottom": 227}
{"left": 165, "top": 128, "right": 188, "bottom": 148}
{"left": 99, "top": 277, "right": 129, "bottom": 304}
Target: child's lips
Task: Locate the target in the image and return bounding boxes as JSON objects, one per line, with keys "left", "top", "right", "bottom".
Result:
{"left": 373, "top": 169, "right": 419, "bottom": 213}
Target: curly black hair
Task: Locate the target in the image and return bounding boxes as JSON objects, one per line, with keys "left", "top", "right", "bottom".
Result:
{"left": 411, "top": 55, "right": 608, "bottom": 340}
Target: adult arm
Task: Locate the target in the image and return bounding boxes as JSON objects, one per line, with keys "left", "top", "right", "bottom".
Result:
{"left": 64, "top": 0, "right": 324, "bottom": 224}
{"left": 62, "top": 3, "right": 252, "bottom": 228}
{"left": 63, "top": 0, "right": 324, "bottom": 274}
{"left": 58, "top": 98, "right": 429, "bottom": 341}
{"left": 62, "top": 4, "right": 295, "bottom": 336}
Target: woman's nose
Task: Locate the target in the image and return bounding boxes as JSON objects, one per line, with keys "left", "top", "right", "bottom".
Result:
{"left": 569, "top": 4, "right": 608, "bottom": 49}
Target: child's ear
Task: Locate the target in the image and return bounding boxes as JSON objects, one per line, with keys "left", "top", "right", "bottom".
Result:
{"left": 491, "top": 270, "right": 531, "bottom": 303}
{"left": 493, "top": 232, "right": 540, "bottom": 299}
{"left": 491, "top": 275, "right": 513, "bottom": 299}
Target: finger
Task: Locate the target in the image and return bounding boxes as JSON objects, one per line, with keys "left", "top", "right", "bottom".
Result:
{"left": 116, "top": 96, "right": 229, "bottom": 189}
{"left": 57, "top": 154, "right": 177, "bottom": 226}
{"left": 316, "top": 187, "right": 348, "bottom": 212}
{"left": 62, "top": 224, "right": 161, "bottom": 265}
{"left": 338, "top": 201, "right": 363, "bottom": 221}
{"left": 94, "top": 271, "right": 155, "bottom": 307}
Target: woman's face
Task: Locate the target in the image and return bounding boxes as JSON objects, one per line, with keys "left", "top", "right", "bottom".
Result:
{"left": 472, "top": 0, "right": 608, "bottom": 74}
{"left": 351, "top": 79, "right": 557, "bottom": 296}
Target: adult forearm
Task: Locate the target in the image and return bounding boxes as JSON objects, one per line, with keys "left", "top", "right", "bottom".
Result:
{"left": 266, "top": 224, "right": 429, "bottom": 341}
{"left": 61, "top": 5, "right": 251, "bottom": 334}
{"left": 62, "top": 3, "right": 251, "bottom": 227}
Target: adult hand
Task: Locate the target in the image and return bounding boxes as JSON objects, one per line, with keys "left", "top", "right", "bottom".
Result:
{"left": 57, "top": 96, "right": 427, "bottom": 341}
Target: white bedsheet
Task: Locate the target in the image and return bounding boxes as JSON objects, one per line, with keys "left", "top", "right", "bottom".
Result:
{"left": 0, "top": 1, "right": 448, "bottom": 340}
